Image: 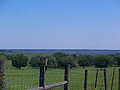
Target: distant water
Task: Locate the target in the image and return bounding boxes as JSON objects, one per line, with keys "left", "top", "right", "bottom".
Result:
{"left": 0, "top": 49, "right": 120, "bottom": 55}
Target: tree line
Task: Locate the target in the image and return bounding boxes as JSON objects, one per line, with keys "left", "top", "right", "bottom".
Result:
{"left": 1, "top": 52, "right": 120, "bottom": 69}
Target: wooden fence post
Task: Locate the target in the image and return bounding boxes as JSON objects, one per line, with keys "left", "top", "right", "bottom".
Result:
{"left": 64, "top": 64, "right": 70, "bottom": 90}
{"left": 0, "top": 60, "right": 6, "bottom": 90}
{"left": 94, "top": 68, "right": 98, "bottom": 90}
{"left": 84, "top": 70, "right": 88, "bottom": 90}
{"left": 39, "top": 65, "right": 45, "bottom": 88}
{"left": 104, "top": 69, "right": 107, "bottom": 90}
{"left": 111, "top": 67, "right": 116, "bottom": 90}
{"left": 118, "top": 69, "right": 120, "bottom": 90}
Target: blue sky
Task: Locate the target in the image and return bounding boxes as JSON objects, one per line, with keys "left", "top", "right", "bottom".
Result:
{"left": 0, "top": 0, "right": 120, "bottom": 49}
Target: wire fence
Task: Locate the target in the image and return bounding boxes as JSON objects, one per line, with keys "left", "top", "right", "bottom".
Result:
{"left": 5, "top": 69, "right": 40, "bottom": 90}
{"left": 0, "top": 64, "right": 120, "bottom": 90}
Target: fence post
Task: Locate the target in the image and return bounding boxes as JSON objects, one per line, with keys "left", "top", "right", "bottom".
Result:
{"left": 104, "top": 69, "right": 107, "bottom": 90}
{"left": 84, "top": 70, "right": 88, "bottom": 90}
{"left": 94, "top": 68, "right": 98, "bottom": 90}
{"left": 39, "top": 65, "right": 45, "bottom": 88}
{"left": 119, "top": 69, "right": 120, "bottom": 90}
{"left": 0, "top": 60, "right": 6, "bottom": 90}
{"left": 111, "top": 67, "right": 116, "bottom": 90}
{"left": 64, "top": 64, "right": 70, "bottom": 90}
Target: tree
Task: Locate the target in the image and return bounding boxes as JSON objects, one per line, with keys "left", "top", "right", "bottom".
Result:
{"left": 77, "top": 55, "right": 90, "bottom": 67}
{"left": 108, "top": 54, "right": 115, "bottom": 66}
{"left": 94, "top": 55, "right": 111, "bottom": 69}
{"left": 85, "top": 55, "right": 95, "bottom": 65}
{"left": 114, "top": 55, "right": 120, "bottom": 66}
{"left": 47, "top": 56, "right": 58, "bottom": 68}
{"left": 0, "top": 53, "right": 7, "bottom": 62}
{"left": 58, "top": 56, "right": 78, "bottom": 68}
{"left": 29, "top": 56, "right": 39, "bottom": 68}
{"left": 29, "top": 56, "right": 46, "bottom": 68}
{"left": 12, "top": 53, "right": 28, "bottom": 69}
{"left": 6, "top": 54, "right": 14, "bottom": 60}
{"left": 53, "top": 52, "right": 67, "bottom": 58}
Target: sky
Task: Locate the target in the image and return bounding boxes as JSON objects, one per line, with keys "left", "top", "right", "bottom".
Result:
{"left": 0, "top": 0, "right": 120, "bottom": 49}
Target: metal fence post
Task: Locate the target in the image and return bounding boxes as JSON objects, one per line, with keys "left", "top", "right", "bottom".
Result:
{"left": 64, "top": 64, "right": 70, "bottom": 90}
{"left": 104, "top": 69, "right": 107, "bottom": 90}
{"left": 84, "top": 70, "right": 88, "bottom": 90}
{"left": 0, "top": 60, "right": 6, "bottom": 90}
{"left": 39, "top": 65, "right": 45, "bottom": 88}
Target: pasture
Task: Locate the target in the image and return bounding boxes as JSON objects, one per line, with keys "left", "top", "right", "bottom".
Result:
{"left": 5, "top": 61, "right": 119, "bottom": 90}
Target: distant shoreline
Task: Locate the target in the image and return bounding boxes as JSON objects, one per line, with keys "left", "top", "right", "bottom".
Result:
{"left": 0, "top": 49, "right": 120, "bottom": 55}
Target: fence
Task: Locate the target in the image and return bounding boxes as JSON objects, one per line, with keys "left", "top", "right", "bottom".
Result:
{"left": 29, "top": 65, "right": 70, "bottom": 90}
{"left": 0, "top": 61, "right": 120, "bottom": 90}
{"left": 0, "top": 60, "right": 5, "bottom": 90}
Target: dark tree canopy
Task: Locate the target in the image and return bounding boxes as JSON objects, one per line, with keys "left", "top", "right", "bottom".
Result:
{"left": 0, "top": 53, "right": 7, "bottom": 62}
{"left": 27, "top": 52, "right": 120, "bottom": 69}
{"left": 114, "top": 55, "right": 120, "bottom": 66}
{"left": 29, "top": 56, "right": 39, "bottom": 68}
{"left": 29, "top": 56, "right": 46, "bottom": 68}
{"left": 77, "top": 55, "right": 90, "bottom": 67}
{"left": 94, "top": 55, "right": 112, "bottom": 68}
{"left": 12, "top": 53, "right": 28, "bottom": 69}
{"left": 47, "top": 56, "right": 58, "bottom": 68}
{"left": 57, "top": 55, "right": 78, "bottom": 68}
{"left": 53, "top": 52, "right": 67, "bottom": 58}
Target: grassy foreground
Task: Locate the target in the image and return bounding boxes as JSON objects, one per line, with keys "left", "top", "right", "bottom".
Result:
{"left": 5, "top": 61, "right": 119, "bottom": 90}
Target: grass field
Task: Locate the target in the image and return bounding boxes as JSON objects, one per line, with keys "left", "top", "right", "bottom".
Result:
{"left": 5, "top": 60, "right": 119, "bottom": 90}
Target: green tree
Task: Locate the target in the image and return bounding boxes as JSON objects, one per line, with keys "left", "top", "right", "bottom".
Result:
{"left": 47, "top": 56, "right": 58, "bottom": 68}
{"left": 53, "top": 52, "right": 66, "bottom": 58}
{"left": 29, "top": 56, "right": 39, "bottom": 68}
{"left": 6, "top": 54, "right": 14, "bottom": 60}
{"left": 0, "top": 53, "right": 7, "bottom": 61}
{"left": 114, "top": 55, "right": 120, "bottom": 66}
{"left": 29, "top": 56, "right": 46, "bottom": 68}
{"left": 77, "top": 55, "right": 90, "bottom": 67}
{"left": 58, "top": 56, "right": 78, "bottom": 68}
{"left": 85, "top": 55, "right": 95, "bottom": 65}
{"left": 12, "top": 53, "right": 28, "bottom": 69}
{"left": 94, "top": 55, "right": 111, "bottom": 69}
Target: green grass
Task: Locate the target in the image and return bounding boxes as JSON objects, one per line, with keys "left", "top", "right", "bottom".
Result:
{"left": 5, "top": 61, "right": 119, "bottom": 90}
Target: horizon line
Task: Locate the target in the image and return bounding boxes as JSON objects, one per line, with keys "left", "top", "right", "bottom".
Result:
{"left": 0, "top": 48, "right": 120, "bottom": 50}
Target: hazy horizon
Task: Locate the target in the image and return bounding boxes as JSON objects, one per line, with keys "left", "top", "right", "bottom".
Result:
{"left": 0, "top": 48, "right": 120, "bottom": 50}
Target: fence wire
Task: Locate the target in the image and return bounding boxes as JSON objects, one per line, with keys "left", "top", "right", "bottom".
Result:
{"left": 4, "top": 67, "right": 120, "bottom": 90}
{"left": 5, "top": 69, "right": 40, "bottom": 90}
